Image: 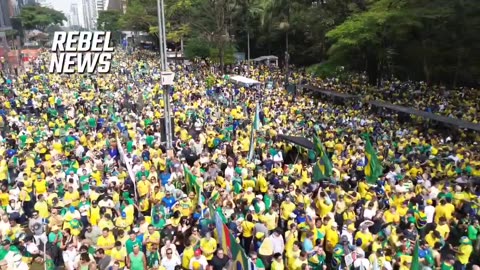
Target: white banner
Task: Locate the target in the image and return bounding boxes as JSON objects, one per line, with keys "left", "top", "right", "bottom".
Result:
{"left": 116, "top": 136, "right": 138, "bottom": 201}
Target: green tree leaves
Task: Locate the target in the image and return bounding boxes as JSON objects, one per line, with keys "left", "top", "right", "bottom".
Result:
{"left": 20, "top": 5, "right": 67, "bottom": 32}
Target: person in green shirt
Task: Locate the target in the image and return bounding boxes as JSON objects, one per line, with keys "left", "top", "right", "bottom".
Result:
{"left": 251, "top": 251, "right": 265, "bottom": 270}
{"left": 468, "top": 219, "right": 479, "bottom": 243}
{"left": 440, "top": 254, "right": 455, "bottom": 270}
{"left": 146, "top": 244, "right": 160, "bottom": 268}
{"left": 127, "top": 244, "right": 146, "bottom": 270}
{"left": 0, "top": 240, "right": 13, "bottom": 261}
{"left": 48, "top": 226, "right": 63, "bottom": 248}
{"left": 125, "top": 231, "right": 142, "bottom": 255}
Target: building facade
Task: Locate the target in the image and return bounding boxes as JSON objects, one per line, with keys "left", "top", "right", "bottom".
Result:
{"left": 82, "top": 0, "right": 98, "bottom": 29}
{"left": 69, "top": 3, "right": 80, "bottom": 27}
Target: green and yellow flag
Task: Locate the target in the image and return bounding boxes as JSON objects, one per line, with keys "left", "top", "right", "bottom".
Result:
{"left": 410, "top": 240, "right": 420, "bottom": 270}
{"left": 313, "top": 135, "right": 333, "bottom": 181}
{"left": 363, "top": 135, "right": 383, "bottom": 185}
{"left": 183, "top": 166, "right": 201, "bottom": 194}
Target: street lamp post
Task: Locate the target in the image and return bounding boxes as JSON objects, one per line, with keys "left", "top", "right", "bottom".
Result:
{"left": 157, "top": 0, "right": 173, "bottom": 150}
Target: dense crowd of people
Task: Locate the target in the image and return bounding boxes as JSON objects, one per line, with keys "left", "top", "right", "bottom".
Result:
{"left": 313, "top": 75, "right": 480, "bottom": 123}
{"left": 0, "top": 49, "right": 477, "bottom": 270}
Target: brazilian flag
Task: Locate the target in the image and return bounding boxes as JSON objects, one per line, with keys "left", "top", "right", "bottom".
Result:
{"left": 313, "top": 135, "right": 333, "bottom": 181}
{"left": 363, "top": 134, "right": 383, "bottom": 185}
{"left": 183, "top": 166, "right": 201, "bottom": 195}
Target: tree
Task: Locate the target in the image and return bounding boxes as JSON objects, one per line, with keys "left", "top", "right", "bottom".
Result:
{"left": 97, "top": 10, "right": 122, "bottom": 32}
{"left": 149, "top": 0, "right": 194, "bottom": 52}
{"left": 20, "top": 5, "right": 67, "bottom": 32}
{"left": 189, "top": 0, "right": 238, "bottom": 70}
{"left": 325, "top": 0, "right": 480, "bottom": 85}
{"left": 119, "top": 0, "right": 157, "bottom": 33}
{"left": 97, "top": 10, "right": 123, "bottom": 42}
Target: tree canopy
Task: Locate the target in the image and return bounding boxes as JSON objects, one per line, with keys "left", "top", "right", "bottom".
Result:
{"left": 119, "top": 0, "right": 480, "bottom": 86}
{"left": 20, "top": 5, "right": 67, "bottom": 32}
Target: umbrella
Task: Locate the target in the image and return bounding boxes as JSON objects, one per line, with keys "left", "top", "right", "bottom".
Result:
{"left": 359, "top": 220, "right": 374, "bottom": 229}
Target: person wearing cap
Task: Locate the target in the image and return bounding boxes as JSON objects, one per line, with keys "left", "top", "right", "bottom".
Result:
{"left": 449, "top": 236, "right": 473, "bottom": 269}
{"left": 189, "top": 249, "right": 208, "bottom": 270}
{"left": 114, "top": 211, "right": 130, "bottom": 231}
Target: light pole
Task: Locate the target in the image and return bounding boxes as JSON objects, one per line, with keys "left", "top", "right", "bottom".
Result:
{"left": 157, "top": 0, "right": 173, "bottom": 150}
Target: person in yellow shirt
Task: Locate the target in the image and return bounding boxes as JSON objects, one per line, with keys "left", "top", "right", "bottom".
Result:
{"left": 177, "top": 195, "right": 193, "bottom": 217}
{"left": 18, "top": 182, "right": 33, "bottom": 217}
{"left": 355, "top": 226, "right": 374, "bottom": 251}
{"left": 325, "top": 222, "right": 340, "bottom": 253}
{"left": 0, "top": 187, "right": 9, "bottom": 209}
{"left": 280, "top": 196, "right": 296, "bottom": 228}
{"left": 97, "top": 228, "right": 115, "bottom": 256}
{"left": 199, "top": 232, "right": 217, "bottom": 261}
{"left": 137, "top": 177, "right": 151, "bottom": 198}
{"left": 143, "top": 225, "right": 160, "bottom": 253}
{"left": 316, "top": 193, "right": 333, "bottom": 219}
{"left": 435, "top": 217, "right": 450, "bottom": 240}
{"left": 271, "top": 253, "right": 284, "bottom": 270}
{"left": 0, "top": 157, "right": 7, "bottom": 182}
{"left": 64, "top": 186, "right": 80, "bottom": 207}
{"left": 450, "top": 236, "right": 473, "bottom": 268}
{"left": 261, "top": 208, "right": 279, "bottom": 232}
{"left": 435, "top": 199, "right": 455, "bottom": 223}
{"left": 34, "top": 194, "right": 50, "bottom": 219}
{"left": 425, "top": 230, "right": 442, "bottom": 249}
{"left": 383, "top": 206, "right": 400, "bottom": 224}
{"left": 33, "top": 177, "right": 47, "bottom": 196}
{"left": 182, "top": 239, "right": 195, "bottom": 269}
{"left": 88, "top": 202, "right": 101, "bottom": 226}
{"left": 110, "top": 241, "right": 127, "bottom": 268}
{"left": 114, "top": 212, "right": 131, "bottom": 232}
{"left": 286, "top": 241, "right": 301, "bottom": 270}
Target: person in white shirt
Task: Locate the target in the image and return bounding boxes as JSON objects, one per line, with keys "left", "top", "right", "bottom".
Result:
{"left": 269, "top": 230, "right": 285, "bottom": 254}
{"left": 353, "top": 249, "right": 371, "bottom": 270}
{"left": 0, "top": 215, "right": 10, "bottom": 237}
{"left": 160, "top": 248, "right": 181, "bottom": 270}
{"left": 224, "top": 162, "right": 235, "bottom": 180}
{"left": 363, "top": 203, "right": 376, "bottom": 220}
{"left": 189, "top": 250, "right": 208, "bottom": 270}
{"left": 8, "top": 254, "right": 28, "bottom": 270}
{"left": 63, "top": 244, "right": 78, "bottom": 270}
{"left": 424, "top": 199, "right": 435, "bottom": 224}
{"left": 341, "top": 225, "right": 355, "bottom": 246}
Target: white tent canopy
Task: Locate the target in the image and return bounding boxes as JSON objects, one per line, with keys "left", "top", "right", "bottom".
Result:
{"left": 252, "top": 55, "right": 278, "bottom": 62}
{"left": 229, "top": 75, "right": 261, "bottom": 87}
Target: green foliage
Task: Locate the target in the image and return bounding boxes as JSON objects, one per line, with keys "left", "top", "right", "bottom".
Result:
{"left": 326, "top": 0, "right": 480, "bottom": 85}
{"left": 20, "top": 5, "right": 67, "bottom": 32}
{"left": 120, "top": 0, "right": 480, "bottom": 85}
{"left": 4, "top": 29, "right": 18, "bottom": 40}
{"left": 97, "top": 10, "right": 122, "bottom": 32}
{"left": 209, "top": 44, "right": 236, "bottom": 65}
{"left": 119, "top": 0, "right": 157, "bottom": 32}
{"left": 184, "top": 37, "right": 211, "bottom": 59}
{"left": 306, "top": 62, "right": 338, "bottom": 78}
